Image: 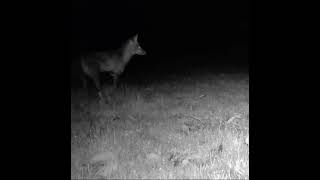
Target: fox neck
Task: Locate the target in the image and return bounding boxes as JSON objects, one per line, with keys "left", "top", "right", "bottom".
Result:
{"left": 120, "top": 40, "right": 135, "bottom": 64}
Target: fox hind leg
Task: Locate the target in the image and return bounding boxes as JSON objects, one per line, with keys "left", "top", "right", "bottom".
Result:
{"left": 112, "top": 74, "right": 119, "bottom": 89}
{"left": 84, "top": 70, "right": 106, "bottom": 102}
{"left": 91, "top": 74, "right": 105, "bottom": 102}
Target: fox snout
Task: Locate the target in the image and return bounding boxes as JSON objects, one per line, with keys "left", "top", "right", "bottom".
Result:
{"left": 138, "top": 47, "right": 146, "bottom": 55}
{"left": 136, "top": 45, "right": 146, "bottom": 55}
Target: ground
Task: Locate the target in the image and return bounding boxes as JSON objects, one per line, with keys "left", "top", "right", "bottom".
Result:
{"left": 71, "top": 69, "right": 249, "bottom": 179}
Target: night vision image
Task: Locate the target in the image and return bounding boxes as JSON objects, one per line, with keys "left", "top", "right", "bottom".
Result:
{"left": 70, "top": 0, "right": 249, "bottom": 179}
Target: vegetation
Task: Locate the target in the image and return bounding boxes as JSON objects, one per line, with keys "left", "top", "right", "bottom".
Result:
{"left": 71, "top": 71, "right": 249, "bottom": 179}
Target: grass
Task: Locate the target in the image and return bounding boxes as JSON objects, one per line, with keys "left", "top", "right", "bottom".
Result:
{"left": 71, "top": 70, "right": 249, "bottom": 179}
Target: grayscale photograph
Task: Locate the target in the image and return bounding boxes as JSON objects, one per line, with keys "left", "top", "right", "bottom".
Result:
{"left": 70, "top": 0, "right": 249, "bottom": 179}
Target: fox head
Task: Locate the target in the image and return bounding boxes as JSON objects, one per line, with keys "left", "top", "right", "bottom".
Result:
{"left": 130, "top": 34, "right": 146, "bottom": 56}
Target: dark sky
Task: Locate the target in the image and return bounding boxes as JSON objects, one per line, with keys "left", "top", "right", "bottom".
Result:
{"left": 70, "top": 0, "right": 249, "bottom": 76}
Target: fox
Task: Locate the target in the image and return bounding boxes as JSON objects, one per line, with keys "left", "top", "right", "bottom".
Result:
{"left": 81, "top": 34, "right": 146, "bottom": 100}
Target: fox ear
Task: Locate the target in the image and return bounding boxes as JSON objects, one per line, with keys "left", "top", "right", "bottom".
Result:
{"left": 134, "top": 34, "right": 138, "bottom": 41}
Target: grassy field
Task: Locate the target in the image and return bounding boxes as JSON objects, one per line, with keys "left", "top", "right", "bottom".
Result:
{"left": 71, "top": 70, "right": 249, "bottom": 179}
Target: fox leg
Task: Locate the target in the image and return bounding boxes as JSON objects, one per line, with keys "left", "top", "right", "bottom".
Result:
{"left": 90, "top": 72, "right": 104, "bottom": 101}
{"left": 112, "top": 74, "right": 119, "bottom": 89}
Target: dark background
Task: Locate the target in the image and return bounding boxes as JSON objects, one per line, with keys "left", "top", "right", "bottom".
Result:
{"left": 70, "top": 0, "right": 249, "bottom": 88}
